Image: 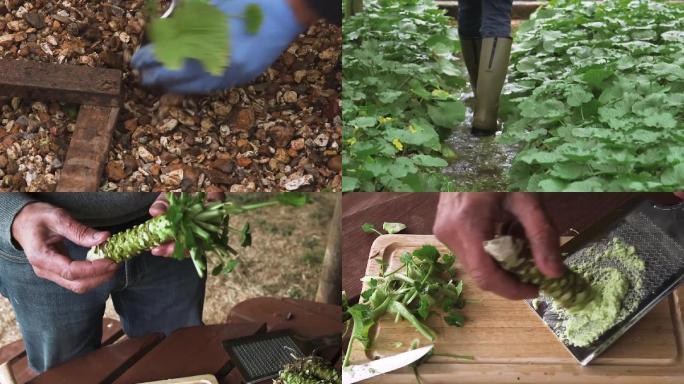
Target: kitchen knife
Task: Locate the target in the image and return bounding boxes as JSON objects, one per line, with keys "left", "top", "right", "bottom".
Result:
{"left": 342, "top": 345, "right": 433, "bottom": 383}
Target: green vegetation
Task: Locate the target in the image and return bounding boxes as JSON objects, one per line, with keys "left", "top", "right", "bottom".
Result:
{"left": 501, "top": 0, "right": 684, "bottom": 191}
{"left": 342, "top": 0, "right": 467, "bottom": 191}
{"left": 343, "top": 245, "right": 466, "bottom": 366}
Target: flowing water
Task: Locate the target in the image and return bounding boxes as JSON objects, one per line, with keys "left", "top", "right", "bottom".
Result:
{"left": 442, "top": 93, "right": 518, "bottom": 191}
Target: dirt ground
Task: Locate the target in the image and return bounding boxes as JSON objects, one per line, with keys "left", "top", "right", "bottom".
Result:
{"left": 0, "top": 192, "right": 337, "bottom": 347}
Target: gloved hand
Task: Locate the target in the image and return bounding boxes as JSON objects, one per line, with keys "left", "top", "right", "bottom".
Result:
{"left": 132, "top": 0, "right": 306, "bottom": 94}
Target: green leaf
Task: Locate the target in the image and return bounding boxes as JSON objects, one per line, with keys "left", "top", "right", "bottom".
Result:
{"left": 417, "top": 295, "right": 431, "bottom": 320}
{"left": 383, "top": 222, "right": 407, "bottom": 234}
{"left": 565, "top": 85, "right": 593, "bottom": 107}
{"left": 361, "top": 223, "right": 377, "bottom": 234}
{"left": 244, "top": 4, "right": 264, "bottom": 35}
{"left": 412, "top": 155, "right": 449, "bottom": 167}
{"left": 378, "top": 90, "right": 404, "bottom": 104}
{"left": 581, "top": 67, "right": 614, "bottom": 88}
{"left": 277, "top": 193, "right": 310, "bottom": 207}
{"left": 643, "top": 113, "right": 676, "bottom": 129}
{"left": 224, "top": 259, "right": 239, "bottom": 273}
{"left": 149, "top": 1, "right": 230, "bottom": 76}
{"left": 661, "top": 163, "right": 684, "bottom": 186}
{"left": 413, "top": 245, "right": 439, "bottom": 262}
{"left": 427, "top": 101, "right": 465, "bottom": 128}
{"left": 239, "top": 223, "right": 251, "bottom": 247}
{"left": 444, "top": 311, "right": 465, "bottom": 327}
{"left": 347, "top": 304, "right": 374, "bottom": 348}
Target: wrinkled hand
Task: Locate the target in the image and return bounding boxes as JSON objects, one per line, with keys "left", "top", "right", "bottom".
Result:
{"left": 12, "top": 203, "right": 116, "bottom": 294}
{"left": 150, "top": 192, "right": 225, "bottom": 257}
{"left": 132, "top": 0, "right": 310, "bottom": 94}
{"left": 433, "top": 193, "right": 565, "bottom": 300}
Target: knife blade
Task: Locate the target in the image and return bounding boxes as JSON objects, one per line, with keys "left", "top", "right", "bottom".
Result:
{"left": 342, "top": 345, "right": 434, "bottom": 383}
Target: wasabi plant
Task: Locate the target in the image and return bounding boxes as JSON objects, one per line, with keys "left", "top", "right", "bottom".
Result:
{"left": 275, "top": 356, "right": 340, "bottom": 384}
{"left": 344, "top": 244, "right": 466, "bottom": 366}
{"left": 87, "top": 193, "right": 308, "bottom": 278}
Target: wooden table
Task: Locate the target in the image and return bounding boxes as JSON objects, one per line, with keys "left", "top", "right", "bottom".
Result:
{"left": 27, "top": 298, "right": 342, "bottom": 384}
{"left": 342, "top": 192, "right": 680, "bottom": 301}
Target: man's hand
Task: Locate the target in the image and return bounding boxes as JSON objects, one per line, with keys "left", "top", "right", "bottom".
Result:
{"left": 433, "top": 193, "right": 565, "bottom": 300}
{"left": 149, "top": 193, "right": 225, "bottom": 257}
{"left": 12, "top": 203, "right": 117, "bottom": 294}
{"left": 132, "top": 0, "right": 315, "bottom": 94}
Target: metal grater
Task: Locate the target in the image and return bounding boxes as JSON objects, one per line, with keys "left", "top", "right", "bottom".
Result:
{"left": 223, "top": 331, "right": 305, "bottom": 384}
{"left": 528, "top": 198, "right": 684, "bottom": 366}
{"left": 223, "top": 330, "right": 340, "bottom": 384}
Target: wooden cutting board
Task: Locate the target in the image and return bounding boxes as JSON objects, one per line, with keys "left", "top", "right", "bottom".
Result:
{"left": 347, "top": 235, "right": 684, "bottom": 383}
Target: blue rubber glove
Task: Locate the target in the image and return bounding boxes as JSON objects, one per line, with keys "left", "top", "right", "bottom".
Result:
{"left": 132, "top": 0, "right": 306, "bottom": 94}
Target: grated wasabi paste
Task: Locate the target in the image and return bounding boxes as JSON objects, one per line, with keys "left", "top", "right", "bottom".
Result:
{"left": 552, "top": 238, "right": 645, "bottom": 347}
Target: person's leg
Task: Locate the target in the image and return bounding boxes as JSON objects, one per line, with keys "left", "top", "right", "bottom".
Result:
{"left": 472, "top": 0, "right": 513, "bottom": 136}
{"left": 458, "top": 0, "right": 483, "bottom": 93}
{"left": 0, "top": 245, "right": 118, "bottom": 372}
{"left": 112, "top": 252, "right": 205, "bottom": 337}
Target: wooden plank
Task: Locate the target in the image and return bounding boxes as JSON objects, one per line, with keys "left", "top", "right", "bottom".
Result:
{"left": 112, "top": 323, "right": 263, "bottom": 384}
{"left": 28, "top": 334, "right": 164, "bottom": 384}
{"left": 227, "top": 297, "right": 343, "bottom": 338}
{"left": 0, "top": 340, "right": 26, "bottom": 366}
{"left": 12, "top": 318, "right": 124, "bottom": 384}
{"left": 57, "top": 105, "right": 120, "bottom": 192}
{"left": 0, "top": 59, "right": 121, "bottom": 107}
{"left": 348, "top": 235, "right": 684, "bottom": 383}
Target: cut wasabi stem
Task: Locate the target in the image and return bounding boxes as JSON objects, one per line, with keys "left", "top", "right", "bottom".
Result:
{"left": 483, "top": 236, "right": 595, "bottom": 310}
{"left": 87, "top": 192, "right": 308, "bottom": 278}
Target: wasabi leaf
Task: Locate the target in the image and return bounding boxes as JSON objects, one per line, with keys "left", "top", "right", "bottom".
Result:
{"left": 382, "top": 222, "right": 407, "bottom": 234}
{"left": 150, "top": 1, "right": 230, "bottom": 75}
{"left": 244, "top": 4, "right": 264, "bottom": 35}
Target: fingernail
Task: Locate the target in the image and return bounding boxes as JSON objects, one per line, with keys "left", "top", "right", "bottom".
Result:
{"left": 108, "top": 263, "right": 119, "bottom": 271}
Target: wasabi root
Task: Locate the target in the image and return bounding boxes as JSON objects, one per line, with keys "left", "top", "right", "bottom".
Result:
{"left": 483, "top": 236, "right": 594, "bottom": 310}
{"left": 87, "top": 192, "right": 307, "bottom": 278}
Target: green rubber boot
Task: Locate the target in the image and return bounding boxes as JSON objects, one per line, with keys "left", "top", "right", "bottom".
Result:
{"left": 459, "top": 37, "right": 482, "bottom": 94}
{"left": 472, "top": 37, "right": 512, "bottom": 137}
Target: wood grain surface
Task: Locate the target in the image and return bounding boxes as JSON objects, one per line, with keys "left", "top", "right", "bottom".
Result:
{"left": 112, "top": 323, "right": 263, "bottom": 384}
{"left": 347, "top": 235, "right": 684, "bottom": 383}
{"left": 0, "top": 59, "right": 122, "bottom": 107}
{"left": 57, "top": 105, "right": 120, "bottom": 192}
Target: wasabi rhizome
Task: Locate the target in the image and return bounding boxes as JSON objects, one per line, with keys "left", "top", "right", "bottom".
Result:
{"left": 88, "top": 192, "right": 308, "bottom": 277}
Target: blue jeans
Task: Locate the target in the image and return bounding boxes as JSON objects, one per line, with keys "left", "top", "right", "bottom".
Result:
{"left": 0, "top": 220, "right": 206, "bottom": 372}
{"left": 458, "top": 0, "right": 513, "bottom": 38}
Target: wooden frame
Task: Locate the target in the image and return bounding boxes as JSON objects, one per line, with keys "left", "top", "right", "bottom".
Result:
{"left": 0, "top": 59, "right": 122, "bottom": 192}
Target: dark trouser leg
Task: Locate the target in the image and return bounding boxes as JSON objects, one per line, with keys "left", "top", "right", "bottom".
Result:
{"left": 472, "top": 0, "right": 513, "bottom": 136}
{"left": 0, "top": 245, "right": 117, "bottom": 372}
{"left": 458, "top": 0, "right": 483, "bottom": 92}
{"left": 112, "top": 252, "right": 205, "bottom": 337}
